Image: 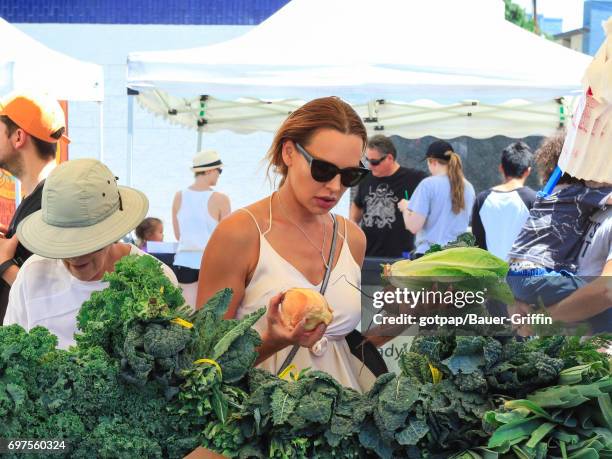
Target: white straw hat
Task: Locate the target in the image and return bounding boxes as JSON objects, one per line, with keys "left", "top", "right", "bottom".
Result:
{"left": 17, "top": 159, "right": 149, "bottom": 259}
{"left": 191, "top": 150, "right": 222, "bottom": 172}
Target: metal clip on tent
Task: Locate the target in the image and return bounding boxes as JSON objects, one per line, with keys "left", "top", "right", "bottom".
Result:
{"left": 196, "top": 96, "right": 208, "bottom": 151}
{"left": 365, "top": 100, "right": 384, "bottom": 131}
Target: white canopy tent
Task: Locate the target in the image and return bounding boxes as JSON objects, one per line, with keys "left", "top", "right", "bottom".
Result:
{"left": 0, "top": 17, "right": 103, "bottom": 102}
{"left": 0, "top": 17, "right": 105, "bottom": 204}
{"left": 0, "top": 17, "right": 105, "bottom": 156}
{"left": 126, "top": 0, "right": 591, "bottom": 181}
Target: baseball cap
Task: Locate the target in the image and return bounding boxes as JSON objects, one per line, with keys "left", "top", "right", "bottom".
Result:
{"left": 0, "top": 92, "right": 70, "bottom": 144}
{"left": 424, "top": 140, "right": 454, "bottom": 161}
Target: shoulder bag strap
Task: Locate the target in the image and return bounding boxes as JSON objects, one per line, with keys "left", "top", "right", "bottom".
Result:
{"left": 277, "top": 214, "right": 338, "bottom": 375}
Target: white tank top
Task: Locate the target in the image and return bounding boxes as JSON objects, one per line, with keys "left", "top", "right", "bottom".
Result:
{"left": 237, "top": 195, "right": 365, "bottom": 391}
{"left": 174, "top": 189, "right": 218, "bottom": 269}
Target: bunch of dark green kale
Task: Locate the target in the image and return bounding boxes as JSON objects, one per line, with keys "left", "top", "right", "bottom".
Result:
{"left": 225, "top": 334, "right": 610, "bottom": 459}
{"left": 0, "top": 255, "right": 264, "bottom": 458}
{"left": 365, "top": 335, "right": 610, "bottom": 459}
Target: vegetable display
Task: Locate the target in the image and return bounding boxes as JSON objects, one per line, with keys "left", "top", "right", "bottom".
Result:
{"left": 484, "top": 363, "right": 612, "bottom": 458}
{"left": 1, "top": 256, "right": 264, "bottom": 458}
{"left": 0, "top": 255, "right": 610, "bottom": 458}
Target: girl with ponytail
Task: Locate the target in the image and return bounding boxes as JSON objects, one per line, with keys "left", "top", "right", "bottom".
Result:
{"left": 397, "top": 140, "right": 475, "bottom": 257}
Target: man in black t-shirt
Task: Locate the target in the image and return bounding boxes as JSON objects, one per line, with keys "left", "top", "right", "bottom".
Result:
{"left": 0, "top": 92, "right": 68, "bottom": 322}
{"left": 350, "top": 135, "right": 427, "bottom": 257}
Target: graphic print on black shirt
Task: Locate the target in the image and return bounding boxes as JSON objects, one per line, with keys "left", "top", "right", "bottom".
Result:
{"left": 362, "top": 183, "right": 398, "bottom": 229}
{"left": 354, "top": 167, "right": 426, "bottom": 257}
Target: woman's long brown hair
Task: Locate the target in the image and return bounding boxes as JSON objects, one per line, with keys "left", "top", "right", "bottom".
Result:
{"left": 431, "top": 152, "right": 466, "bottom": 214}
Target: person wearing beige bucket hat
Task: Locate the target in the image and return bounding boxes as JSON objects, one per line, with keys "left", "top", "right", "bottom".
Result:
{"left": 3, "top": 159, "right": 178, "bottom": 349}
{"left": 0, "top": 91, "right": 70, "bottom": 323}
{"left": 171, "top": 150, "right": 230, "bottom": 308}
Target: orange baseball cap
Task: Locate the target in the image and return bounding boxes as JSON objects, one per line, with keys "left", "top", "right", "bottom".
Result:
{"left": 0, "top": 92, "right": 70, "bottom": 144}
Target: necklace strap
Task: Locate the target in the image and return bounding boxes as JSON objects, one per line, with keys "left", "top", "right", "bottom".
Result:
{"left": 276, "top": 191, "right": 330, "bottom": 269}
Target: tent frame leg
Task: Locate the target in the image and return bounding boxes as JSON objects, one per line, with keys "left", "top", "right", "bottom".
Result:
{"left": 98, "top": 101, "right": 104, "bottom": 162}
{"left": 14, "top": 179, "right": 21, "bottom": 208}
{"left": 127, "top": 88, "right": 138, "bottom": 186}
{"left": 197, "top": 128, "right": 203, "bottom": 151}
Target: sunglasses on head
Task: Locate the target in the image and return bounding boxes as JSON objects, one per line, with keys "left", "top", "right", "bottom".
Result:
{"left": 295, "top": 143, "right": 370, "bottom": 187}
{"left": 366, "top": 154, "right": 388, "bottom": 166}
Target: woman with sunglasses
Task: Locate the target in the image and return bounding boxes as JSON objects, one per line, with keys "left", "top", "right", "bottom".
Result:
{"left": 397, "top": 140, "right": 475, "bottom": 257}
{"left": 196, "top": 97, "right": 378, "bottom": 392}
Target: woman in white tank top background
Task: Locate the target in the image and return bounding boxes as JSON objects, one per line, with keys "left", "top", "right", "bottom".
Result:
{"left": 196, "top": 97, "right": 381, "bottom": 392}
{"left": 172, "top": 150, "right": 231, "bottom": 308}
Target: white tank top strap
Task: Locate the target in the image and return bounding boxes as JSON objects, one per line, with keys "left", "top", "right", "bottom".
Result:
{"left": 237, "top": 208, "right": 263, "bottom": 235}
{"left": 264, "top": 194, "right": 274, "bottom": 236}
{"left": 330, "top": 213, "right": 347, "bottom": 242}
{"left": 344, "top": 215, "right": 348, "bottom": 240}
{"left": 342, "top": 214, "right": 348, "bottom": 241}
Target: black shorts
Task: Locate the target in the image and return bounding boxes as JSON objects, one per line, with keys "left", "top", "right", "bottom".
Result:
{"left": 172, "top": 265, "right": 199, "bottom": 284}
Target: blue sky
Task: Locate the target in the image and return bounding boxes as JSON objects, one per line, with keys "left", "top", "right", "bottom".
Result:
{"left": 513, "top": 0, "right": 584, "bottom": 32}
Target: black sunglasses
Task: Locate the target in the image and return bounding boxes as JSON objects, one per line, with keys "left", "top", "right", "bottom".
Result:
{"left": 295, "top": 143, "right": 369, "bottom": 187}
{"left": 366, "top": 154, "right": 388, "bottom": 166}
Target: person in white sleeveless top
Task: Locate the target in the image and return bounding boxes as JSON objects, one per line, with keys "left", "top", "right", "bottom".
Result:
{"left": 172, "top": 150, "right": 230, "bottom": 309}
{"left": 196, "top": 97, "right": 382, "bottom": 392}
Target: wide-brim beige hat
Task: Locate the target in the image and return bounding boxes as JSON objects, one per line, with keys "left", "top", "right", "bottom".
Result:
{"left": 191, "top": 150, "right": 222, "bottom": 172}
{"left": 17, "top": 158, "right": 149, "bottom": 259}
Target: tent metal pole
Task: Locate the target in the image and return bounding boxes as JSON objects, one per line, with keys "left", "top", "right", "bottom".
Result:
{"left": 14, "top": 179, "right": 21, "bottom": 208}
{"left": 98, "top": 101, "right": 104, "bottom": 162}
{"left": 8, "top": 53, "right": 18, "bottom": 208}
{"left": 127, "top": 88, "right": 138, "bottom": 186}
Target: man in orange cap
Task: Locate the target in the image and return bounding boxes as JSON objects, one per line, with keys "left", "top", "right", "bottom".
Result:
{"left": 0, "top": 92, "right": 69, "bottom": 322}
